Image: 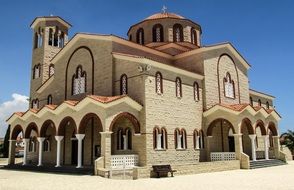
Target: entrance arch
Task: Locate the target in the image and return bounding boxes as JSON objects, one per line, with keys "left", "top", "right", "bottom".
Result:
{"left": 207, "top": 119, "right": 236, "bottom": 152}
{"left": 78, "top": 113, "right": 103, "bottom": 165}
{"left": 241, "top": 118, "right": 254, "bottom": 159}
{"left": 40, "top": 120, "right": 56, "bottom": 164}
{"left": 110, "top": 112, "right": 140, "bottom": 154}
{"left": 58, "top": 117, "right": 77, "bottom": 165}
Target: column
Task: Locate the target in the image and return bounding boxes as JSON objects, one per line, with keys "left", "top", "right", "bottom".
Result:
{"left": 233, "top": 134, "right": 243, "bottom": 160}
{"left": 123, "top": 135, "right": 127, "bottom": 150}
{"left": 273, "top": 136, "right": 281, "bottom": 159}
{"left": 263, "top": 135, "right": 269, "bottom": 160}
{"left": 249, "top": 134, "right": 257, "bottom": 161}
{"left": 195, "top": 136, "right": 200, "bottom": 149}
{"left": 100, "top": 132, "right": 112, "bottom": 169}
{"left": 177, "top": 135, "right": 182, "bottom": 149}
{"left": 22, "top": 138, "right": 30, "bottom": 165}
{"left": 37, "top": 137, "right": 45, "bottom": 166}
{"left": 55, "top": 136, "right": 64, "bottom": 167}
{"left": 75, "top": 134, "right": 85, "bottom": 168}
{"left": 156, "top": 134, "right": 162, "bottom": 149}
{"left": 8, "top": 140, "right": 16, "bottom": 165}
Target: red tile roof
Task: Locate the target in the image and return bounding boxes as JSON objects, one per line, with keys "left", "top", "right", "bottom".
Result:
{"left": 88, "top": 95, "right": 125, "bottom": 103}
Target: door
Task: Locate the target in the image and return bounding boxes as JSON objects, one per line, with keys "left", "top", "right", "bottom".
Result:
{"left": 228, "top": 136, "right": 235, "bottom": 152}
{"left": 71, "top": 140, "right": 78, "bottom": 165}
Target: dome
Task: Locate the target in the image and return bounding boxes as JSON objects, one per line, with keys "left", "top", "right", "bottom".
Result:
{"left": 145, "top": 12, "right": 185, "bottom": 20}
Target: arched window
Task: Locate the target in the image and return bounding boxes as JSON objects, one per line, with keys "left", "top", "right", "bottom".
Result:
{"left": 38, "top": 27, "right": 43, "bottom": 48}
{"left": 136, "top": 28, "right": 144, "bottom": 45}
{"left": 59, "top": 32, "right": 65, "bottom": 48}
{"left": 250, "top": 97, "right": 253, "bottom": 106}
{"left": 32, "top": 99, "right": 39, "bottom": 109}
{"left": 47, "top": 95, "right": 52, "bottom": 105}
{"left": 175, "top": 128, "right": 187, "bottom": 149}
{"left": 153, "top": 24, "right": 164, "bottom": 42}
{"left": 224, "top": 73, "right": 235, "bottom": 98}
{"left": 266, "top": 101, "right": 270, "bottom": 109}
{"left": 194, "top": 82, "right": 200, "bottom": 101}
{"left": 117, "top": 128, "right": 132, "bottom": 150}
{"left": 34, "top": 32, "right": 38, "bottom": 49}
{"left": 258, "top": 99, "right": 262, "bottom": 107}
{"left": 173, "top": 24, "right": 183, "bottom": 42}
{"left": 153, "top": 127, "right": 167, "bottom": 150}
{"left": 29, "top": 137, "right": 37, "bottom": 152}
{"left": 175, "top": 77, "right": 182, "bottom": 98}
{"left": 48, "top": 28, "right": 53, "bottom": 46}
{"left": 125, "top": 128, "right": 132, "bottom": 150}
{"left": 44, "top": 139, "right": 51, "bottom": 152}
{"left": 54, "top": 27, "right": 59, "bottom": 47}
{"left": 193, "top": 130, "right": 199, "bottom": 149}
{"left": 117, "top": 128, "right": 124, "bottom": 150}
{"left": 120, "top": 74, "right": 128, "bottom": 95}
{"left": 155, "top": 72, "right": 163, "bottom": 94}
{"left": 33, "top": 64, "right": 41, "bottom": 79}
{"left": 199, "top": 130, "right": 205, "bottom": 149}
{"left": 72, "top": 66, "right": 86, "bottom": 95}
{"left": 191, "top": 28, "right": 197, "bottom": 45}
{"left": 49, "top": 64, "right": 54, "bottom": 77}
{"left": 129, "top": 35, "right": 132, "bottom": 41}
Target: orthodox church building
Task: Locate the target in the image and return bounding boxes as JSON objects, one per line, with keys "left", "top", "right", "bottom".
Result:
{"left": 6, "top": 10, "right": 285, "bottom": 178}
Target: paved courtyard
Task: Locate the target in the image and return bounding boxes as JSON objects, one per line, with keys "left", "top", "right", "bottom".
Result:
{"left": 0, "top": 161, "right": 293, "bottom": 190}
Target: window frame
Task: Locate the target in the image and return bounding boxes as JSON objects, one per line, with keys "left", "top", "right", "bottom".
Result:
{"left": 152, "top": 24, "right": 164, "bottom": 42}
{"left": 120, "top": 74, "right": 128, "bottom": 95}
{"left": 175, "top": 77, "right": 182, "bottom": 98}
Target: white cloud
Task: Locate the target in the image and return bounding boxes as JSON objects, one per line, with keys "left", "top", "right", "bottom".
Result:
{"left": 0, "top": 94, "right": 28, "bottom": 137}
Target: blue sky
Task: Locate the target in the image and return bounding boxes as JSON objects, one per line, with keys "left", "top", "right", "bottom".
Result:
{"left": 0, "top": 0, "right": 293, "bottom": 136}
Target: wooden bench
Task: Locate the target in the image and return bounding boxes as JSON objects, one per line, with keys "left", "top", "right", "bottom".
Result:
{"left": 152, "top": 165, "right": 177, "bottom": 178}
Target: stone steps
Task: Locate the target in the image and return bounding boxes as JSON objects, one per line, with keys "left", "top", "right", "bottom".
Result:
{"left": 1, "top": 164, "right": 94, "bottom": 175}
{"left": 250, "top": 159, "right": 286, "bottom": 169}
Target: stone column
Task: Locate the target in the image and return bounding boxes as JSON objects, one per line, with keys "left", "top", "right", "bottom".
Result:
{"left": 8, "top": 140, "right": 16, "bottom": 165}
{"left": 195, "top": 136, "right": 200, "bottom": 149}
{"left": 22, "top": 139, "right": 30, "bottom": 165}
{"left": 123, "top": 135, "right": 127, "bottom": 150}
{"left": 205, "top": 136, "right": 213, "bottom": 161}
{"left": 156, "top": 134, "right": 162, "bottom": 149}
{"left": 177, "top": 135, "right": 182, "bottom": 149}
{"left": 233, "top": 134, "right": 243, "bottom": 160}
{"left": 273, "top": 136, "right": 281, "bottom": 159}
{"left": 100, "top": 132, "right": 112, "bottom": 169}
{"left": 249, "top": 134, "right": 257, "bottom": 161}
{"left": 75, "top": 134, "right": 85, "bottom": 168}
{"left": 37, "top": 137, "right": 45, "bottom": 166}
{"left": 55, "top": 136, "right": 64, "bottom": 167}
{"left": 263, "top": 135, "right": 269, "bottom": 160}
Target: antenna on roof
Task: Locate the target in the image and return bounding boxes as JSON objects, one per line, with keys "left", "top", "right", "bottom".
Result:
{"left": 162, "top": 6, "right": 167, "bottom": 13}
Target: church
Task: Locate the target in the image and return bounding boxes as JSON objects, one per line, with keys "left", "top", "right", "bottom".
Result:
{"left": 6, "top": 10, "right": 285, "bottom": 178}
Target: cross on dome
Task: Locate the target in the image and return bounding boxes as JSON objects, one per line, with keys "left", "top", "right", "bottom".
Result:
{"left": 162, "top": 6, "right": 167, "bottom": 13}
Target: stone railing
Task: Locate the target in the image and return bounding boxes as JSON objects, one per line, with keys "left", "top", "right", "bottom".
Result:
{"left": 111, "top": 154, "right": 139, "bottom": 170}
{"left": 256, "top": 151, "right": 265, "bottom": 159}
{"left": 240, "top": 152, "right": 250, "bottom": 169}
{"left": 211, "top": 152, "right": 236, "bottom": 162}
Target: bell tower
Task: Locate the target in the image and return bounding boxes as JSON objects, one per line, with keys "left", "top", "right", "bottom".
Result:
{"left": 30, "top": 16, "right": 71, "bottom": 107}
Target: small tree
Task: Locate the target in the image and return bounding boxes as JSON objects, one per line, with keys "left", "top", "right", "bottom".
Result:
{"left": 281, "top": 130, "right": 294, "bottom": 154}
{"left": 3, "top": 125, "right": 11, "bottom": 158}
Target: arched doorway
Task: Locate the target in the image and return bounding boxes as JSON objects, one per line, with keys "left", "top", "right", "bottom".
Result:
{"left": 9, "top": 125, "right": 24, "bottom": 165}
{"left": 207, "top": 119, "right": 236, "bottom": 153}
{"left": 40, "top": 120, "right": 56, "bottom": 165}
{"left": 78, "top": 113, "right": 103, "bottom": 166}
{"left": 241, "top": 118, "right": 254, "bottom": 159}
{"left": 58, "top": 117, "right": 77, "bottom": 165}
{"left": 25, "top": 123, "right": 39, "bottom": 164}
{"left": 255, "top": 120, "right": 266, "bottom": 159}
{"left": 268, "top": 122, "right": 278, "bottom": 158}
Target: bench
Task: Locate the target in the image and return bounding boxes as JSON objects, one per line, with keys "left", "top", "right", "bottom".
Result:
{"left": 152, "top": 165, "right": 177, "bottom": 178}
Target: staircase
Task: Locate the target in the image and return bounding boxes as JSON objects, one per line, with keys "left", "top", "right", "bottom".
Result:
{"left": 250, "top": 159, "right": 286, "bottom": 169}
{"left": 1, "top": 164, "right": 94, "bottom": 175}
